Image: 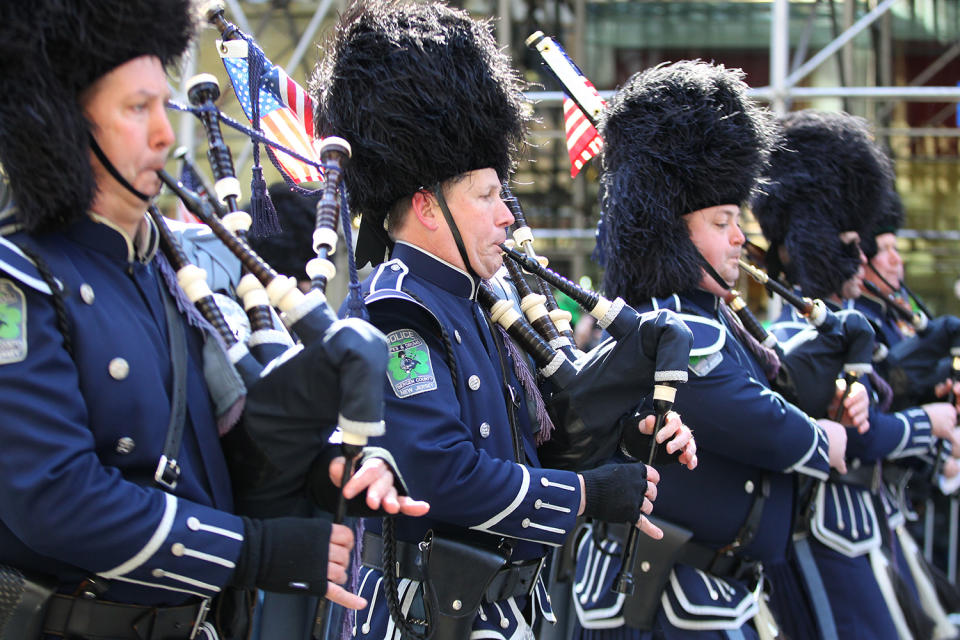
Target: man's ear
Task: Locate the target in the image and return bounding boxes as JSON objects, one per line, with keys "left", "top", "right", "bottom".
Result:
{"left": 411, "top": 190, "right": 441, "bottom": 231}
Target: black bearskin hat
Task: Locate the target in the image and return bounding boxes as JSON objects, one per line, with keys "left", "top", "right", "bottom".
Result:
{"left": 0, "top": 0, "right": 195, "bottom": 233}
{"left": 861, "top": 182, "right": 904, "bottom": 259}
{"left": 598, "top": 61, "right": 775, "bottom": 304}
{"left": 313, "top": 0, "right": 528, "bottom": 267}
{"left": 246, "top": 184, "right": 318, "bottom": 282}
{"left": 751, "top": 110, "right": 892, "bottom": 299}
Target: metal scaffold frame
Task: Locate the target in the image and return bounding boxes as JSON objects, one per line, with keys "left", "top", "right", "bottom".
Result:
{"left": 527, "top": 0, "right": 960, "bottom": 113}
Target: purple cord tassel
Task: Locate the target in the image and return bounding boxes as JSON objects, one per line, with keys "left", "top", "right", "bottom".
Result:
{"left": 340, "top": 518, "right": 365, "bottom": 640}
{"left": 249, "top": 165, "right": 280, "bottom": 237}
{"left": 867, "top": 369, "right": 894, "bottom": 412}
{"left": 495, "top": 325, "right": 556, "bottom": 444}
{"left": 719, "top": 302, "right": 781, "bottom": 382}
{"left": 154, "top": 249, "right": 245, "bottom": 434}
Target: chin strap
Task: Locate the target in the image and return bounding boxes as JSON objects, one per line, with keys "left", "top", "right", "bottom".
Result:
{"left": 433, "top": 182, "right": 480, "bottom": 282}
{"left": 698, "top": 252, "right": 732, "bottom": 291}
{"left": 89, "top": 135, "right": 151, "bottom": 202}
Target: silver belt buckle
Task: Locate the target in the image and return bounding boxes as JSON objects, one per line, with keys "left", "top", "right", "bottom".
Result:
{"left": 527, "top": 556, "right": 546, "bottom": 596}
{"left": 189, "top": 597, "right": 212, "bottom": 639}
{"left": 154, "top": 455, "right": 180, "bottom": 491}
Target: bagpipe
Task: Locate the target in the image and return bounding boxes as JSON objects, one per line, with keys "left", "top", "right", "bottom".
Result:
{"left": 863, "top": 270, "right": 930, "bottom": 336}
{"left": 737, "top": 255, "right": 876, "bottom": 420}
{"left": 856, "top": 264, "right": 960, "bottom": 412}
{"left": 147, "top": 0, "right": 394, "bottom": 609}
{"left": 483, "top": 190, "right": 692, "bottom": 596}
{"left": 861, "top": 279, "right": 960, "bottom": 489}
{"left": 489, "top": 188, "right": 692, "bottom": 472}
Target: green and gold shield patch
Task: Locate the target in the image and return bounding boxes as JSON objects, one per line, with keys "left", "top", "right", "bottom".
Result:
{"left": 386, "top": 329, "right": 437, "bottom": 398}
{"left": 0, "top": 279, "right": 27, "bottom": 364}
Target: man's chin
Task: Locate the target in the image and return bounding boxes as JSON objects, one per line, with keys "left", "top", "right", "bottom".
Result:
{"left": 138, "top": 178, "right": 162, "bottom": 198}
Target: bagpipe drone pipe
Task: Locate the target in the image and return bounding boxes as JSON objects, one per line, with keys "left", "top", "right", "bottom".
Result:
{"left": 486, "top": 228, "right": 693, "bottom": 598}
{"left": 860, "top": 279, "right": 960, "bottom": 411}
{"left": 737, "top": 256, "right": 877, "bottom": 420}
{"left": 490, "top": 189, "right": 693, "bottom": 472}
{"left": 156, "top": 155, "right": 387, "bottom": 520}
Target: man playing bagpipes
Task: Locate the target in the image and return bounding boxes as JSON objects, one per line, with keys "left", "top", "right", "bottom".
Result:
{"left": 574, "top": 61, "right": 857, "bottom": 640}
{"left": 0, "top": 2, "right": 427, "bottom": 638}
{"left": 311, "top": 1, "right": 698, "bottom": 638}
{"left": 755, "top": 109, "right": 960, "bottom": 639}
{"left": 857, "top": 185, "right": 960, "bottom": 605}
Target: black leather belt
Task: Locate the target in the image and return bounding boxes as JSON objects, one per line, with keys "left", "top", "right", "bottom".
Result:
{"left": 43, "top": 594, "right": 209, "bottom": 640}
{"left": 361, "top": 532, "right": 543, "bottom": 602}
{"left": 830, "top": 461, "right": 878, "bottom": 488}
{"left": 603, "top": 523, "right": 756, "bottom": 581}
{"left": 678, "top": 541, "right": 756, "bottom": 580}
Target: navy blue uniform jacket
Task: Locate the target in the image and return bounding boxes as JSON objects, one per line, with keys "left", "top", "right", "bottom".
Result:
{"left": 0, "top": 214, "right": 245, "bottom": 606}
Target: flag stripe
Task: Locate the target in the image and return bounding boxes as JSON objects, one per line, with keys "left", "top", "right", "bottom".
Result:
{"left": 560, "top": 76, "right": 606, "bottom": 178}
{"left": 221, "top": 43, "right": 322, "bottom": 184}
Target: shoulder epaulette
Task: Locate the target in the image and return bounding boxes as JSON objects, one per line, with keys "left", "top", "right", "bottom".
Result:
{"left": 0, "top": 236, "right": 53, "bottom": 295}
{"left": 365, "top": 259, "right": 443, "bottom": 332}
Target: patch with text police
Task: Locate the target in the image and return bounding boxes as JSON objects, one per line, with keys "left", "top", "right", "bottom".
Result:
{"left": 0, "top": 279, "right": 27, "bottom": 364}
{"left": 386, "top": 329, "right": 437, "bottom": 398}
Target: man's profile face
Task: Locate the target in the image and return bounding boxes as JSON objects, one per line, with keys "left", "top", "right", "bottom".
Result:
{"left": 684, "top": 204, "right": 744, "bottom": 290}
{"left": 81, "top": 55, "right": 174, "bottom": 225}
{"left": 837, "top": 230, "right": 867, "bottom": 300}
{"left": 442, "top": 168, "right": 515, "bottom": 279}
{"left": 865, "top": 232, "right": 903, "bottom": 296}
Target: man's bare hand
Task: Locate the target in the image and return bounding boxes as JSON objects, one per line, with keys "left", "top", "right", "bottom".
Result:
{"left": 329, "top": 457, "right": 430, "bottom": 516}
{"left": 638, "top": 412, "right": 698, "bottom": 470}
{"left": 828, "top": 379, "right": 869, "bottom": 434}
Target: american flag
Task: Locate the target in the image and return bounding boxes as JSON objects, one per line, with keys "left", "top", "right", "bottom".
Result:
{"left": 220, "top": 39, "right": 323, "bottom": 185}
{"left": 563, "top": 91, "right": 604, "bottom": 179}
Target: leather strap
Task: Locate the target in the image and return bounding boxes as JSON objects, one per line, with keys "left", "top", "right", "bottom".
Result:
{"left": 154, "top": 280, "right": 189, "bottom": 491}
{"left": 89, "top": 136, "right": 150, "bottom": 202}
{"left": 361, "top": 532, "right": 543, "bottom": 602}
{"left": 433, "top": 183, "right": 476, "bottom": 280}
{"left": 43, "top": 594, "right": 205, "bottom": 640}
{"left": 717, "top": 473, "right": 769, "bottom": 555}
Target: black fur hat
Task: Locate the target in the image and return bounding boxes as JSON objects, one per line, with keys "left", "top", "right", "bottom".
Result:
{"left": 597, "top": 61, "right": 775, "bottom": 304}
{"left": 861, "top": 182, "right": 904, "bottom": 259}
{"left": 246, "top": 184, "right": 318, "bottom": 282}
{"left": 313, "top": 0, "right": 528, "bottom": 267}
{"left": 0, "top": 0, "right": 195, "bottom": 233}
{"left": 751, "top": 110, "right": 892, "bottom": 299}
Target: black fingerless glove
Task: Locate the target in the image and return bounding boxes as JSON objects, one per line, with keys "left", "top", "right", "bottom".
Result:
{"left": 580, "top": 463, "right": 647, "bottom": 525}
{"left": 229, "top": 516, "right": 332, "bottom": 595}
{"left": 307, "top": 446, "right": 409, "bottom": 517}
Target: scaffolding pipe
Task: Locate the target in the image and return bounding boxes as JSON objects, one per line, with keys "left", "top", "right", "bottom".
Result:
{"left": 284, "top": 0, "right": 334, "bottom": 75}
{"left": 785, "top": 0, "right": 900, "bottom": 88}
{"left": 770, "top": 0, "right": 790, "bottom": 116}
{"left": 527, "top": 86, "right": 960, "bottom": 104}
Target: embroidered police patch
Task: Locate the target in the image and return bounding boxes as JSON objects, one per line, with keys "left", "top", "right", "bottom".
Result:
{"left": 0, "top": 278, "right": 27, "bottom": 364}
{"left": 386, "top": 329, "right": 437, "bottom": 398}
{"left": 688, "top": 350, "right": 722, "bottom": 377}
